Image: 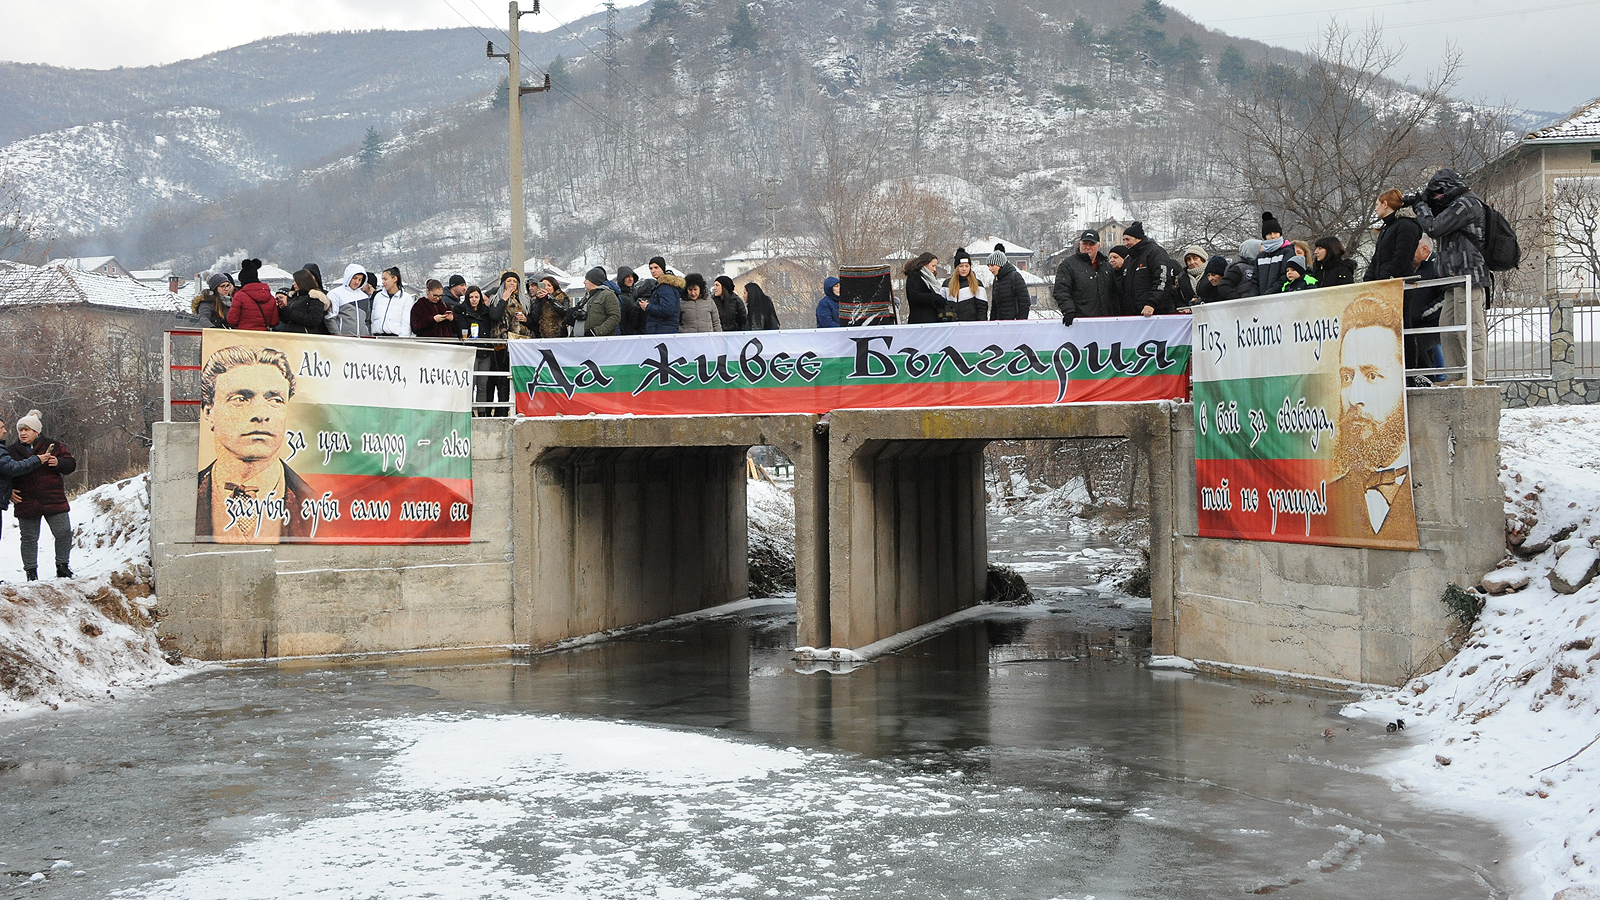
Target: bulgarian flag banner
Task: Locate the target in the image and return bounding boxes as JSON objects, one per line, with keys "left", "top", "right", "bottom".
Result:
{"left": 195, "top": 330, "right": 475, "bottom": 545}
{"left": 1190, "top": 280, "right": 1418, "bottom": 550}
{"left": 509, "top": 317, "right": 1191, "bottom": 417}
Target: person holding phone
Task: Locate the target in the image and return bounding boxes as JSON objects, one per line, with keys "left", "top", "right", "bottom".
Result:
{"left": 8, "top": 410, "right": 75, "bottom": 579}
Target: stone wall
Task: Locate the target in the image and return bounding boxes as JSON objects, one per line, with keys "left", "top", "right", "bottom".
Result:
{"left": 1498, "top": 297, "right": 1600, "bottom": 408}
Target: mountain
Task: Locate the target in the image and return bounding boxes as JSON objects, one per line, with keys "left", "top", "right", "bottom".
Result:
{"left": 0, "top": 17, "right": 628, "bottom": 238}
{"left": 3, "top": 0, "right": 1530, "bottom": 324}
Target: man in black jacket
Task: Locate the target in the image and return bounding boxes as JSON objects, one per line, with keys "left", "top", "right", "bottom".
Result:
{"left": 1365, "top": 189, "right": 1422, "bottom": 283}
{"left": 1408, "top": 168, "right": 1488, "bottom": 383}
{"left": 1052, "top": 230, "right": 1117, "bottom": 326}
{"left": 986, "top": 248, "right": 1031, "bottom": 320}
{"left": 1119, "top": 221, "right": 1177, "bottom": 316}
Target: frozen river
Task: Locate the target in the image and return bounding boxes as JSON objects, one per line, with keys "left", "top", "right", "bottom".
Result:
{"left": 0, "top": 517, "right": 1514, "bottom": 899}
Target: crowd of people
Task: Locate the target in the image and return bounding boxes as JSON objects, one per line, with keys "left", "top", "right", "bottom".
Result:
{"left": 1049, "top": 169, "right": 1493, "bottom": 384}
{"left": 190, "top": 167, "right": 1493, "bottom": 399}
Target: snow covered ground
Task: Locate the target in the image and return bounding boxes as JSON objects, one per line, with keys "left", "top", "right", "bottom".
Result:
{"left": 1345, "top": 405, "right": 1600, "bottom": 900}
{"left": 0, "top": 474, "right": 186, "bottom": 717}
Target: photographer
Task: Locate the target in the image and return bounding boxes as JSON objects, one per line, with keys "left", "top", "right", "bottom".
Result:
{"left": 1404, "top": 168, "right": 1487, "bottom": 384}
{"left": 573, "top": 268, "right": 621, "bottom": 337}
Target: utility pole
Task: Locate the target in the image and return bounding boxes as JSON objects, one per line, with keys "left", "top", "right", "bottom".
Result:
{"left": 487, "top": 1, "right": 550, "bottom": 282}
{"left": 603, "top": 0, "right": 618, "bottom": 102}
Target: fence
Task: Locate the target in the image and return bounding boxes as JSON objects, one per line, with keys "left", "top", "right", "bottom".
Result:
{"left": 1486, "top": 293, "right": 1600, "bottom": 408}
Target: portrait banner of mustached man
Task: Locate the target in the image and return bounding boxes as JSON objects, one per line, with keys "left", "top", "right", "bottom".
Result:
{"left": 194, "top": 330, "right": 477, "bottom": 545}
{"left": 1190, "top": 280, "right": 1419, "bottom": 551}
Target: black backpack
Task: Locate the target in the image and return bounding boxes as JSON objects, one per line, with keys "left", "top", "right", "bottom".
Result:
{"left": 1481, "top": 202, "right": 1521, "bottom": 272}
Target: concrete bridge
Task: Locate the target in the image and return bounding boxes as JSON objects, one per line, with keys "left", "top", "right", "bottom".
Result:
{"left": 150, "top": 386, "right": 1502, "bottom": 687}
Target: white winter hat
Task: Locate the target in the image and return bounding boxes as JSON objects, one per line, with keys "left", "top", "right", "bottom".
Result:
{"left": 16, "top": 409, "right": 41, "bottom": 434}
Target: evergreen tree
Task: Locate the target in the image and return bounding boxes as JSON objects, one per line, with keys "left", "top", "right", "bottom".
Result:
{"left": 360, "top": 127, "right": 384, "bottom": 171}
{"left": 1217, "top": 44, "right": 1249, "bottom": 87}
{"left": 492, "top": 76, "right": 510, "bottom": 110}
{"left": 727, "top": 4, "right": 758, "bottom": 54}
{"left": 547, "top": 56, "right": 571, "bottom": 96}
{"left": 1143, "top": 0, "right": 1166, "bottom": 22}
{"left": 1171, "top": 34, "right": 1204, "bottom": 86}
{"left": 644, "top": 38, "right": 676, "bottom": 77}
{"left": 643, "top": 0, "right": 682, "bottom": 30}
{"left": 1069, "top": 18, "right": 1096, "bottom": 47}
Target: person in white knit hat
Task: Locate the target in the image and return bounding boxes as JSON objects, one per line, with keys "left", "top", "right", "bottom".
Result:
{"left": 8, "top": 409, "right": 74, "bottom": 579}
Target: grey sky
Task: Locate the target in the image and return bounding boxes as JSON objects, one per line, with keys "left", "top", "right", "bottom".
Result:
{"left": 1, "top": 0, "right": 1592, "bottom": 119}
{"left": 1162, "top": 0, "right": 1597, "bottom": 117}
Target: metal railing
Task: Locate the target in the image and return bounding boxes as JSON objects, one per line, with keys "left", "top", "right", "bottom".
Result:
{"left": 1485, "top": 296, "right": 1553, "bottom": 381}
{"left": 1402, "top": 274, "right": 1474, "bottom": 383}
{"left": 1576, "top": 304, "right": 1600, "bottom": 377}
{"left": 162, "top": 331, "right": 515, "bottom": 422}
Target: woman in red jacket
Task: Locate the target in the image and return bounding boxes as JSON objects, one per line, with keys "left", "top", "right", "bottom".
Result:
{"left": 225, "top": 258, "right": 279, "bottom": 331}
{"left": 9, "top": 409, "right": 77, "bottom": 579}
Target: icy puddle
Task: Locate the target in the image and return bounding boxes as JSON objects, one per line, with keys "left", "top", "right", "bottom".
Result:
{"left": 0, "top": 592, "right": 1516, "bottom": 900}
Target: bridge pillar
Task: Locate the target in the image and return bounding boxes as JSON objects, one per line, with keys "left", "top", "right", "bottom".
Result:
{"left": 511, "top": 414, "right": 823, "bottom": 649}
{"left": 824, "top": 404, "right": 1177, "bottom": 651}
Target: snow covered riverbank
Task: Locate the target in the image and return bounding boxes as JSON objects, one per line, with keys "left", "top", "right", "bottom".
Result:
{"left": 0, "top": 475, "right": 186, "bottom": 717}
{"left": 1345, "top": 405, "right": 1600, "bottom": 900}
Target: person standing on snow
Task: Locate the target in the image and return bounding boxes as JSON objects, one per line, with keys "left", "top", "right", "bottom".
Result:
{"left": 0, "top": 414, "right": 44, "bottom": 552}
{"left": 8, "top": 410, "right": 76, "bottom": 580}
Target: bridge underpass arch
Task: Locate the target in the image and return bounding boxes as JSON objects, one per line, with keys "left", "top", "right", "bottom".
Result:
{"left": 819, "top": 403, "right": 1179, "bottom": 653}
{"left": 510, "top": 414, "right": 824, "bottom": 649}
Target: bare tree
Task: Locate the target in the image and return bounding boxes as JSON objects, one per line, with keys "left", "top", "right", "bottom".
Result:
{"left": 0, "top": 170, "right": 52, "bottom": 264}
{"left": 1542, "top": 177, "right": 1600, "bottom": 300}
{"left": 1215, "top": 23, "right": 1465, "bottom": 252}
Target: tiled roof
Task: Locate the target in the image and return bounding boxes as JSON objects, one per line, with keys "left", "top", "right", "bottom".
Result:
{"left": 44, "top": 255, "right": 120, "bottom": 271}
{"left": 1527, "top": 98, "right": 1600, "bottom": 142}
{"left": 0, "top": 262, "right": 187, "bottom": 313}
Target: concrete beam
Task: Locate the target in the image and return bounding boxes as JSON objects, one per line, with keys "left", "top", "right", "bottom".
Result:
{"left": 509, "top": 415, "right": 821, "bottom": 649}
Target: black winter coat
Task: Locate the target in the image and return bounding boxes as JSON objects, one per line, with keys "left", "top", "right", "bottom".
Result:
{"left": 1216, "top": 259, "right": 1258, "bottom": 301}
{"left": 988, "top": 264, "right": 1030, "bottom": 320}
{"left": 1253, "top": 240, "right": 1294, "bottom": 297}
{"left": 746, "top": 292, "right": 782, "bottom": 330}
{"left": 905, "top": 269, "right": 947, "bottom": 324}
{"left": 1412, "top": 168, "right": 1488, "bottom": 283}
{"left": 1365, "top": 213, "right": 1422, "bottom": 282}
{"left": 713, "top": 292, "right": 748, "bottom": 332}
{"left": 1121, "top": 240, "right": 1178, "bottom": 315}
{"left": 1311, "top": 258, "right": 1356, "bottom": 288}
{"left": 620, "top": 282, "right": 650, "bottom": 335}
{"left": 277, "top": 290, "right": 330, "bottom": 334}
{"left": 1053, "top": 251, "right": 1117, "bottom": 321}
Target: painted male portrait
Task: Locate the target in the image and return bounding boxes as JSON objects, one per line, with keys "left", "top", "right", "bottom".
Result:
{"left": 1326, "top": 294, "right": 1418, "bottom": 549}
{"left": 195, "top": 345, "right": 313, "bottom": 542}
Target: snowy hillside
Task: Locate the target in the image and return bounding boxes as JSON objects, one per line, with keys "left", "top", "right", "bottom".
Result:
{"left": 0, "top": 108, "right": 283, "bottom": 236}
